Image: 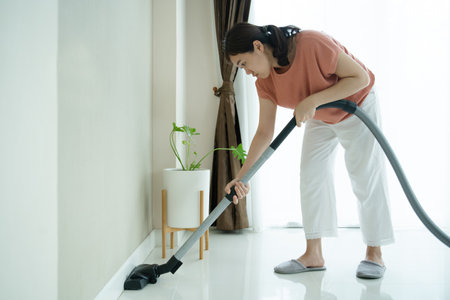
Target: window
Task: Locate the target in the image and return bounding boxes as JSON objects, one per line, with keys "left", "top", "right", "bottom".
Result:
{"left": 237, "top": 0, "right": 450, "bottom": 230}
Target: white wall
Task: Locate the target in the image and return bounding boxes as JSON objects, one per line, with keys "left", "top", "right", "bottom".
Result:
{"left": 58, "top": 1, "right": 152, "bottom": 299}
{"left": 185, "top": 0, "right": 220, "bottom": 168}
{"left": 152, "top": 0, "right": 179, "bottom": 229}
{"left": 0, "top": 0, "right": 152, "bottom": 299}
{"left": 152, "top": 0, "right": 219, "bottom": 228}
{"left": 1, "top": 0, "right": 220, "bottom": 297}
{"left": 0, "top": 1, "right": 58, "bottom": 299}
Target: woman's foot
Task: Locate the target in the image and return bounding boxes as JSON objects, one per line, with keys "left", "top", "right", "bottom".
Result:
{"left": 365, "top": 246, "right": 384, "bottom": 266}
{"left": 297, "top": 253, "right": 325, "bottom": 268}
{"left": 357, "top": 246, "right": 386, "bottom": 279}
{"left": 297, "top": 238, "right": 325, "bottom": 268}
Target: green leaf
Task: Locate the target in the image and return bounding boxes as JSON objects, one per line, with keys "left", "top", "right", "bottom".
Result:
{"left": 231, "top": 144, "right": 247, "bottom": 164}
{"left": 172, "top": 122, "right": 184, "bottom": 132}
{"left": 169, "top": 122, "right": 206, "bottom": 171}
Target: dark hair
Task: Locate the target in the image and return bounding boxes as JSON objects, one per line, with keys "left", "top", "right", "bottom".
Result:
{"left": 223, "top": 23, "right": 301, "bottom": 66}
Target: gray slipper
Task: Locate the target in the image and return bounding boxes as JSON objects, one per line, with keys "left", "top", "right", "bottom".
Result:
{"left": 356, "top": 260, "right": 386, "bottom": 279}
{"left": 274, "top": 259, "right": 326, "bottom": 274}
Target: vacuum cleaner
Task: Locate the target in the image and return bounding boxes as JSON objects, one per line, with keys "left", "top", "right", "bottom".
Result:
{"left": 124, "top": 99, "right": 450, "bottom": 290}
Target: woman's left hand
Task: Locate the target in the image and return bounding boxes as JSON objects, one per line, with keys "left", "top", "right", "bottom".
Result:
{"left": 294, "top": 96, "right": 317, "bottom": 127}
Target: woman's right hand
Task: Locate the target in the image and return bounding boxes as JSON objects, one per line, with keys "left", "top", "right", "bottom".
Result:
{"left": 224, "top": 178, "right": 250, "bottom": 205}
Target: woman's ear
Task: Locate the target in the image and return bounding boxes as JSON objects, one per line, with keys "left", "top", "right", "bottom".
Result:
{"left": 253, "top": 40, "right": 264, "bottom": 53}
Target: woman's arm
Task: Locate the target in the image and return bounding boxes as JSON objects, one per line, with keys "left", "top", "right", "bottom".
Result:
{"left": 225, "top": 97, "right": 277, "bottom": 204}
{"left": 236, "top": 98, "right": 277, "bottom": 178}
{"left": 294, "top": 51, "right": 370, "bottom": 126}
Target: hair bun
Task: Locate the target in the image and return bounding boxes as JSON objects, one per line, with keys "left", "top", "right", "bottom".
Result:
{"left": 282, "top": 25, "right": 301, "bottom": 38}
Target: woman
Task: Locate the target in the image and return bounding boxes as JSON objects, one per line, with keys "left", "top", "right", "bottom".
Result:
{"left": 223, "top": 23, "right": 394, "bottom": 279}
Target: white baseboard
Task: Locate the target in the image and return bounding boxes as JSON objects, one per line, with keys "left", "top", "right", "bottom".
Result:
{"left": 94, "top": 229, "right": 192, "bottom": 300}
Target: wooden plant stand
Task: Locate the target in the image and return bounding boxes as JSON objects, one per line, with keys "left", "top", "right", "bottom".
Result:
{"left": 161, "top": 189, "right": 209, "bottom": 259}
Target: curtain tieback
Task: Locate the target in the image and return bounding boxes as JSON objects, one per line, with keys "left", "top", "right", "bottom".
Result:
{"left": 213, "top": 81, "right": 234, "bottom": 97}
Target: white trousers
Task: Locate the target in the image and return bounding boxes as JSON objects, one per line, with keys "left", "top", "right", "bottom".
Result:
{"left": 300, "top": 89, "right": 395, "bottom": 246}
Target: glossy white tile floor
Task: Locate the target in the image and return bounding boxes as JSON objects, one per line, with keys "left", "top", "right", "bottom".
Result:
{"left": 119, "top": 228, "right": 450, "bottom": 300}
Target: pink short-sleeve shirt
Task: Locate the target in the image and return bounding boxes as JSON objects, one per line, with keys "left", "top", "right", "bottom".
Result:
{"left": 255, "top": 30, "right": 375, "bottom": 124}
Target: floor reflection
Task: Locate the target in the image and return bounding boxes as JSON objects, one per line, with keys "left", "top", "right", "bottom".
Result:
{"left": 357, "top": 278, "right": 393, "bottom": 300}
{"left": 275, "top": 270, "right": 395, "bottom": 300}
{"left": 275, "top": 271, "right": 337, "bottom": 300}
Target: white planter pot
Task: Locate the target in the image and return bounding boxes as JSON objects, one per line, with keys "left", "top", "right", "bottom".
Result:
{"left": 162, "top": 168, "right": 210, "bottom": 228}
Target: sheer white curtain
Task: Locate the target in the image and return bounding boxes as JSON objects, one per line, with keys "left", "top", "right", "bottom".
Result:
{"left": 236, "top": 0, "right": 450, "bottom": 231}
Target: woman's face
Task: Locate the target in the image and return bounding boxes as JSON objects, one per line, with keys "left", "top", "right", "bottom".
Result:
{"left": 229, "top": 40, "right": 273, "bottom": 79}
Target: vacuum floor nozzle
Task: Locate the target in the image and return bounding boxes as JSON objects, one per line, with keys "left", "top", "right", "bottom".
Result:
{"left": 124, "top": 256, "right": 183, "bottom": 290}
{"left": 124, "top": 264, "right": 159, "bottom": 290}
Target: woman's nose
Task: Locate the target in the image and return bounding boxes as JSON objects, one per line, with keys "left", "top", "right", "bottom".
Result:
{"left": 244, "top": 68, "right": 252, "bottom": 75}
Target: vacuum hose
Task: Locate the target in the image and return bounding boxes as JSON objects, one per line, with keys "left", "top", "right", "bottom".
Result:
{"left": 317, "top": 100, "right": 450, "bottom": 248}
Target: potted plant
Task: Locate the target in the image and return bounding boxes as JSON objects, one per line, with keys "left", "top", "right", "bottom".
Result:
{"left": 163, "top": 123, "right": 247, "bottom": 228}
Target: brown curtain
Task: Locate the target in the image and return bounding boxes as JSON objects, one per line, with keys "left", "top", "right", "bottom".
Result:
{"left": 210, "top": 0, "right": 251, "bottom": 230}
